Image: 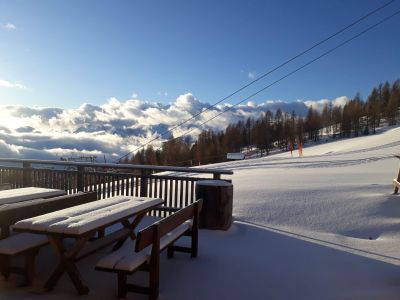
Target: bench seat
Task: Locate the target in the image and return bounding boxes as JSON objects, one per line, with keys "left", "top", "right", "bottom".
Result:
{"left": 0, "top": 233, "right": 49, "bottom": 285}
{"left": 96, "top": 222, "right": 191, "bottom": 273}
{"left": 0, "top": 233, "right": 48, "bottom": 256}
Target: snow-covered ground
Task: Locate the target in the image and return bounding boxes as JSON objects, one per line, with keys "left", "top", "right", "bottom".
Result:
{"left": 1, "top": 125, "right": 400, "bottom": 299}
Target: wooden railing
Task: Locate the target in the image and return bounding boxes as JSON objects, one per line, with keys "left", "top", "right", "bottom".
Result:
{"left": 0, "top": 158, "right": 233, "bottom": 216}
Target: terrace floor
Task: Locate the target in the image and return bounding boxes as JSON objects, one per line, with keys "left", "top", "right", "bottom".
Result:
{"left": 1, "top": 217, "right": 400, "bottom": 300}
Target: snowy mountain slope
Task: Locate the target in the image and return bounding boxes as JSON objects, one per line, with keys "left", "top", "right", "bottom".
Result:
{"left": 203, "top": 126, "right": 400, "bottom": 267}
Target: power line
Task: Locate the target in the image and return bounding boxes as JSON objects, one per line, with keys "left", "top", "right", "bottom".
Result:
{"left": 142, "top": 8, "right": 400, "bottom": 149}
{"left": 116, "top": 0, "right": 397, "bottom": 162}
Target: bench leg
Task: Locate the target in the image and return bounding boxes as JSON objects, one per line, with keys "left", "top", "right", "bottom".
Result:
{"left": 0, "top": 255, "right": 10, "bottom": 279}
{"left": 117, "top": 273, "right": 127, "bottom": 298}
{"left": 191, "top": 228, "right": 198, "bottom": 258}
{"left": 149, "top": 261, "right": 159, "bottom": 300}
{"left": 167, "top": 244, "right": 174, "bottom": 258}
{"left": 22, "top": 251, "right": 37, "bottom": 286}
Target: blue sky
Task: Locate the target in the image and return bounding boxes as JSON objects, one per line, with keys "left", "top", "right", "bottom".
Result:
{"left": 0, "top": 0, "right": 399, "bottom": 108}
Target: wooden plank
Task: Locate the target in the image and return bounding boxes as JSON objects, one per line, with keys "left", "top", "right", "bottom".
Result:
{"left": 179, "top": 180, "right": 183, "bottom": 209}
{"left": 157, "top": 179, "right": 163, "bottom": 218}
{"left": 0, "top": 158, "right": 234, "bottom": 176}
{"left": 107, "top": 175, "right": 111, "bottom": 198}
{"left": 121, "top": 177, "right": 125, "bottom": 196}
{"left": 174, "top": 179, "right": 178, "bottom": 208}
{"left": 153, "top": 206, "right": 179, "bottom": 213}
{"left": 149, "top": 177, "right": 153, "bottom": 198}
{"left": 130, "top": 176, "right": 134, "bottom": 196}
{"left": 154, "top": 178, "right": 158, "bottom": 199}
{"left": 163, "top": 179, "right": 168, "bottom": 218}
{"left": 169, "top": 180, "right": 173, "bottom": 212}
{"left": 102, "top": 175, "right": 106, "bottom": 199}
{"left": 190, "top": 180, "right": 195, "bottom": 205}
{"left": 116, "top": 176, "right": 120, "bottom": 196}
{"left": 184, "top": 180, "right": 189, "bottom": 207}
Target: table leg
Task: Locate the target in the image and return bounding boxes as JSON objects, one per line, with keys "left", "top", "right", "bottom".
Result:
{"left": 65, "top": 259, "right": 90, "bottom": 295}
{"left": 45, "top": 236, "right": 90, "bottom": 295}
{"left": 44, "top": 260, "right": 66, "bottom": 290}
{"left": 112, "top": 212, "right": 146, "bottom": 251}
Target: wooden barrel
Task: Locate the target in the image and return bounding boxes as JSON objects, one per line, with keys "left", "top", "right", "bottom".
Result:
{"left": 195, "top": 180, "right": 233, "bottom": 230}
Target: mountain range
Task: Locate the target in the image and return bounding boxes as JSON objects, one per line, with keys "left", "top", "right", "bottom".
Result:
{"left": 0, "top": 93, "right": 348, "bottom": 161}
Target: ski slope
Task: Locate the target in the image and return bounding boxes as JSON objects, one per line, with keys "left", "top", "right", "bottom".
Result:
{"left": 212, "top": 126, "right": 400, "bottom": 259}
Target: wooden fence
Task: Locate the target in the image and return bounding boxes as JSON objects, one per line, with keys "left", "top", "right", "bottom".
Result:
{"left": 0, "top": 158, "right": 233, "bottom": 216}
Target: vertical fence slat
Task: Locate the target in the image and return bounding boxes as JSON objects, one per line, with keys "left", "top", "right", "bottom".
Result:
{"left": 173, "top": 179, "right": 178, "bottom": 209}
{"left": 190, "top": 180, "right": 195, "bottom": 205}
{"left": 149, "top": 177, "right": 153, "bottom": 198}
{"left": 179, "top": 180, "right": 184, "bottom": 209}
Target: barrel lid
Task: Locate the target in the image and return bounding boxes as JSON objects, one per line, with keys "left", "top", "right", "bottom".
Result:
{"left": 196, "top": 180, "right": 232, "bottom": 187}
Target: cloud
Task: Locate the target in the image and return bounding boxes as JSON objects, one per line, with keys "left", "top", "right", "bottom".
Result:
{"left": 131, "top": 92, "right": 138, "bottom": 98}
{"left": 0, "top": 79, "right": 27, "bottom": 89}
{"left": 248, "top": 72, "right": 256, "bottom": 79}
{"left": 0, "top": 94, "right": 347, "bottom": 161}
{"left": 304, "top": 96, "right": 348, "bottom": 112}
{"left": 2, "top": 23, "right": 16, "bottom": 30}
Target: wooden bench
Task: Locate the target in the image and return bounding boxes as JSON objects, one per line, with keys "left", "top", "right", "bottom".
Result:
{"left": 96, "top": 199, "right": 202, "bottom": 300}
{"left": 0, "top": 233, "right": 48, "bottom": 285}
{"left": 0, "top": 191, "right": 97, "bottom": 285}
{"left": 0, "top": 183, "right": 11, "bottom": 191}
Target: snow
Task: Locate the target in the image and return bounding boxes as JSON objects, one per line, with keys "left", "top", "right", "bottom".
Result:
{"left": 0, "top": 187, "right": 65, "bottom": 205}
{"left": 196, "top": 180, "right": 233, "bottom": 187}
{"left": 14, "top": 196, "right": 163, "bottom": 235}
{"left": 1, "top": 125, "right": 400, "bottom": 299}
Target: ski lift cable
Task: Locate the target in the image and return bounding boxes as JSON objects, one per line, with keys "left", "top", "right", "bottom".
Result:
{"left": 115, "top": 0, "right": 396, "bottom": 162}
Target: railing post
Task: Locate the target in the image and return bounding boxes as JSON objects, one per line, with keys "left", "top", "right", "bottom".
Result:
{"left": 213, "top": 173, "right": 221, "bottom": 180}
{"left": 140, "top": 169, "right": 149, "bottom": 197}
{"left": 22, "top": 162, "right": 32, "bottom": 187}
{"left": 77, "top": 166, "right": 85, "bottom": 192}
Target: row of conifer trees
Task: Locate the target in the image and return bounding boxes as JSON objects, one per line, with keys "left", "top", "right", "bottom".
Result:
{"left": 123, "top": 80, "right": 400, "bottom": 166}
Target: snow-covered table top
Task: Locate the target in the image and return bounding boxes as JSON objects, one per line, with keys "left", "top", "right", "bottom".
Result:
{"left": 14, "top": 196, "right": 163, "bottom": 237}
{"left": 0, "top": 187, "right": 65, "bottom": 205}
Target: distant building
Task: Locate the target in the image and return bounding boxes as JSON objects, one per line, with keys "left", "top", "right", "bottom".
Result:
{"left": 227, "top": 153, "right": 245, "bottom": 160}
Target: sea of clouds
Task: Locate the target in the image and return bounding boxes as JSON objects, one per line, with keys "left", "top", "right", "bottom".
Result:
{"left": 0, "top": 93, "right": 348, "bottom": 161}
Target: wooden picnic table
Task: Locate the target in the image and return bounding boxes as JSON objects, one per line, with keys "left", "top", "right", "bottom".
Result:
{"left": 0, "top": 187, "right": 65, "bottom": 206}
{"left": 13, "top": 196, "right": 163, "bottom": 295}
